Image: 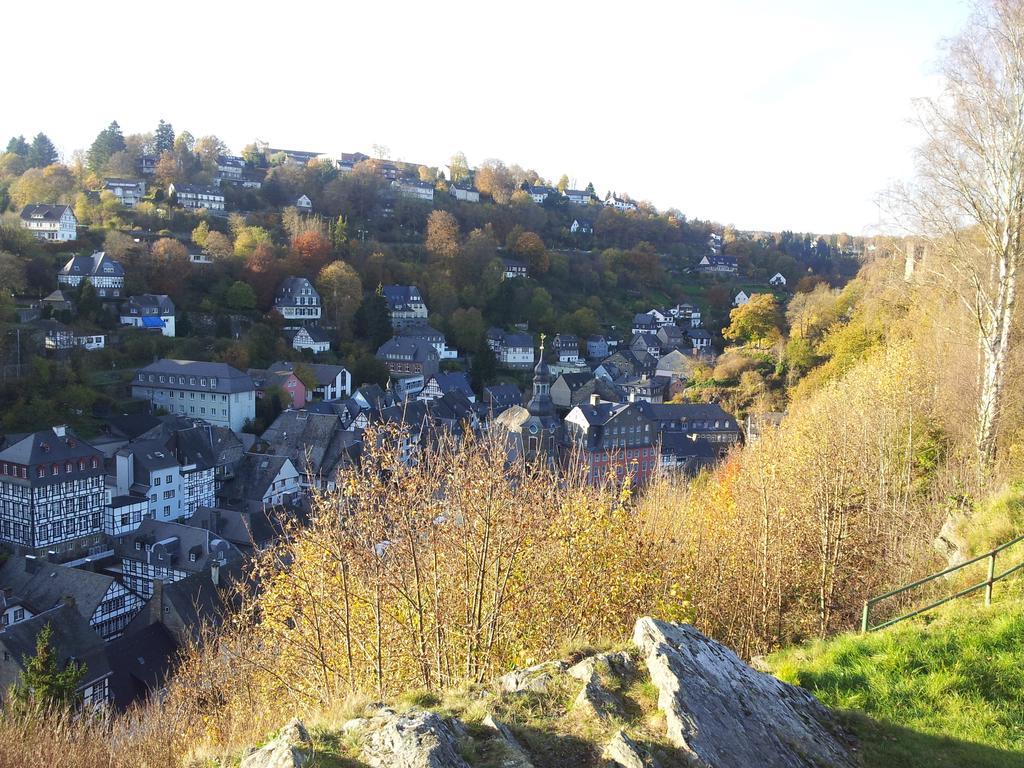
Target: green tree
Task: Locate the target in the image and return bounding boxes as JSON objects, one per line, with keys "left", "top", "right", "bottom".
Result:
{"left": 226, "top": 281, "right": 257, "bottom": 310}
{"left": 6, "top": 135, "right": 29, "bottom": 156}
{"left": 292, "top": 362, "right": 319, "bottom": 392}
{"left": 154, "top": 119, "right": 175, "bottom": 154}
{"left": 27, "top": 133, "right": 58, "bottom": 168}
{"left": 77, "top": 279, "right": 102, "bottom": 323}
{"left": 353, "top": 292, "right": 392, "bottom": 349}
{"left": 12, "top": 622, "right": 86, "bottom": 710}
{"left": 87, "top": 121, "right": 126, "bottom": 172}
{"left": 470, "top": 345, "right": 498, "bottom": 392}
{"left": 448, "top": 307, "right": 486, "bottom": 352}
{"left": 333, "top": 215, "right": 348, "bottom": 248}
{"left": 351, "top": 353, "right": 391, "bottom": 388}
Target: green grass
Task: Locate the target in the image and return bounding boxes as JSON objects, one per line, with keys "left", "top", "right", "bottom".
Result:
{"left": 769, "top": 588, "right": 1024, "bottom": 767}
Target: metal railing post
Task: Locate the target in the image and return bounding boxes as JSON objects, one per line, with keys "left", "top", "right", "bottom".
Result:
{"left": 861, "top": 600, "right": 870, "bottom": 634}
{"left": 986, "top": 551, "right": 997, "bottom": 607}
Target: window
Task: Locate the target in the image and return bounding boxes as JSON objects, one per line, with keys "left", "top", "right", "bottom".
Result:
{"left": 165, "top": 475, "right": 172, "bottom": 484}
{"left": 51, "top": 464, "right": 59, "bottom": 476}
{"left": 154, "top": 476, "right": 161, "bottom": 486}
{"left": 13, "top": 608, "right": 24, "bottom": 622}
{"left": 37, "top": 467, "right": 45, "bottom": 478}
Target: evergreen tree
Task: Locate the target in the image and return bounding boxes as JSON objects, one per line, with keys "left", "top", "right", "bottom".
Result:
{"left": 27, "top": 133, "right": 58, "bottom": 168}
{"left": 77, "top": 279, "right": 102, "bottom": 323}
{"left": 353, "top": 292, "right": 392, "bottom": 349}
{"left": 6, "top": 135, "right": 29, "bottom": 156}
{"left": 154, "top": 119, "right": 175, "bottom": 154}
{"left": 87, "top": 121, "right": 126, "bottom": 172}
{"left": 12, "top": 623, "right": 86, "bottom": 709}
{"left": 585, "top": 181, "right": 595, "bottom": 195}
{"left": 333, "top": 215, "right": 348, "bottom": 247}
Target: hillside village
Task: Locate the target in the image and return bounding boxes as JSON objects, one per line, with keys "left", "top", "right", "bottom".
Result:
{"left": 0, "top": 122, "right": 876, "bottom": 711}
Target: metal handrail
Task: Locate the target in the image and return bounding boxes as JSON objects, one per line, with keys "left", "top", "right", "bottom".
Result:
{"left": 861, "top": 532, "right": 1024, "bottom": 633}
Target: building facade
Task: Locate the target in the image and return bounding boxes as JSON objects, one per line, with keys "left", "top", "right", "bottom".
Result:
{"left": 131, "top": 360, "right": 256, "bottom": 431}
{"left": 20, "top": 204, "right": 77, "bottom": 241}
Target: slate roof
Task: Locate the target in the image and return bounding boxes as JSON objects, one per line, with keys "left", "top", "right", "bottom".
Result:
{"left": 554, "top": 372, "right": 592, "bottom": 392}
{"left": 138, "top": 415, "right": 243, "bottom": 472}
{"left": 260, "top": 410, "right": 356, "bottom": 482}
{"left": 20, "top": 203, "right": 73, "bottom": 222}
{"left": 122, "top": 294, "right": 175, "bottom": 316}
{"left": 220, "top": 454, "right": 294, "bottom": 510}
{"left": 381, "top": 284, "right": 424, "bottom": 311}
{"left": 397, "top": 325, "right": 445, "bottom": 343}
{"left": 426, "top": 372, "right": 474, "bottom": 398}
{"left": 0, "top": 426, "right": 100, "bottom": 468}
{"left": 377, "top": 336, "right": 439, "bottom": 363}
{"left": 134, "top": 360, "right": 254, "bottom": 394}
{"left": 483, "top": 384, "right": 523, "bottom": 412}
{"left": 0, "top": 556, "right": 115, "bottom": 619}
{"left": 274, "top": 277, "right": 320, "bottom": 306}
{"left": 106, "top": 622, "right": 178, "bottom": 710}
{"left": 0, "top": 605, "right": 110, "bottom": 693}
{"left": 171, "top": 184, "right": 223, "bottom": 197}
{"left": 60, "top": 251, "right": 125, "bottom": 279}
{"left": 632, "top": 402, "right": 738, "bottom": 431}
{"left": 116, "top": 518, "right": 240, "bottom": 574}
{"left": 184, "top": 506, "right": 281, "bottom": 551}
{"left": 660, "top": 432, "right": 717, "bottom": 461}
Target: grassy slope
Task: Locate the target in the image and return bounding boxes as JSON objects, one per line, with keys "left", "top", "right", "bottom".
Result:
{"left": 769, "top": 587, "right": 1024, "bottom": 768}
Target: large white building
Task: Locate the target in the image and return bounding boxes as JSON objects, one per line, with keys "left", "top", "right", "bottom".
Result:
{"left": 131, "top": 360, "right": 256, "bottom": 431}
{"left": 168, "top": 183, "right": 225, "bottom": 211}
{"left": 20, "top": 204, "right": 77, "bottom": 241}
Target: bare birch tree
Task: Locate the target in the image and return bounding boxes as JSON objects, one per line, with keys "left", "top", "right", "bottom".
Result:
{"left": 902, "top": 0, "right": 1024, "bottom": 472}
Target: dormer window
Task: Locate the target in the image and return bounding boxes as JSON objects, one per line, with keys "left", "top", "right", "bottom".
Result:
{"left": 189, "top": 552, "right": 197, "bottom": 562}
{"left": 36, "top": 467, "right": 45, "bottom": 478}
{"left": 51, "top": 464, "right": 59, "bottom": 476}
{"left": 135, "top": 541, "right": 142, "bottom": 550}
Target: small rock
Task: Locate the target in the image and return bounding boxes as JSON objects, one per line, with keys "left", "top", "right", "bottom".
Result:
{"left": 482, "top": 714, "right": 534, "bottom": 768}
{"left": 567, "top": 651, "right": 635, "bottom": 682}
{"left": 240, "top": 717, "right": 310, "bottom": 768}
{"left": 603, "top": 730, "right": 657, "bottom": 768}
{"left": 341, "top": 717, "right": 368, "bottom": 734}
{"left": 574, "top": 677, "right": 620, "bottom": 720}
{"left": 497, "top": 661, "right": 567, "bottom": 694}
{"left": 362, "top": 709, "right": 471, "bottom": 768}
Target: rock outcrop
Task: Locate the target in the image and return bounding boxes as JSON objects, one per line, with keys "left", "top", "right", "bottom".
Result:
{"left": 633, "top": 617, "right": 857, "bottom": 768}
{"left": 482, "top": 714, "right": 534, "bottom": 768}
{"left": 567, "top": 650, "right": 635, "bottom": 682}
{"left": 362, "top": 709, "right": 471, "bottom": 768}
{"left": 240, "top": 718, "right": 311, "bottom": 768}
{"left": 497, "top": 660, "right": 567, "bottom": 694}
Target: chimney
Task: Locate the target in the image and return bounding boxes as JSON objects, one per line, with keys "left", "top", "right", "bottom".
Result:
{"left": 210, "top": 561, "right": 221, "bottom": 587}
{"left": 628, "top": 392, "right": 637, "bottom": 403}
{"left": 590, "top": 393, "right": 601, "bottom": 407}
{"left": 24, "top": 555, "right": 41, "bottom": 574}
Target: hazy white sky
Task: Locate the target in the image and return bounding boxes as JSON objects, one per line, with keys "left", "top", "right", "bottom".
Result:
{"left": 4, "top": 0, "right": 971, "bottom": 234}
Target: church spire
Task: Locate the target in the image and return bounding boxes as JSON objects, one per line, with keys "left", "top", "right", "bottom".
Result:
{"left": 527, "top": 333, "right": 554, "bottom": 418}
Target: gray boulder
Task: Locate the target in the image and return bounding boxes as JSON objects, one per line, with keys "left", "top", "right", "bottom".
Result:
{"left": 603, "top": 730, "right": 658, "bottom": 768}
{"left": 633, "top": 618, "right": 857, "bottom": 768}
{"left": 362, "top": 709, "right": 471, "bottom": 768}
{"left": 240, "top": 718, "right": 310, "bottom": 768}
{"left": 567, "top": 650, "right": 635, "bottom": 682}
{"left": 497, "top": 660, "right": 567, "bottom": 694}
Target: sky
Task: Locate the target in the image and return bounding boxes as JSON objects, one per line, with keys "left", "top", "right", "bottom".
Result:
{"left": 4, "top": 0, "right": 973, "bottom": 234}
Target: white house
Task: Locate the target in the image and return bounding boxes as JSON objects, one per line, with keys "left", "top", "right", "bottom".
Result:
{"left": 20, "top": 204, "right": 77, "bottom": 241}
{"left": 103, "top": 178, "right": 146, "bottom": 207}
{"left": 120, "top": 294, "right": 176, "bottom": 337}
{"left": 570, "top": 217, "right": 594, "bottom": 235}
{"left": 169, "top": 183, "right": 225, "bottom": 211}
{"left": 564, "top": 189, "right": 594, "bottom": 205}
{"left": 287, "top": 326, "right": 331, "bottom": 354}
{"left": 391, "top": 179, "right": 434, "bottom": 201}
{"left": 270, "top": 361, "right": 350, "bottom": 400}
{"left": 449, "top": 183, "right": 480, "bottom": 203}
{"left": 734, "top": 291, "right": 750, "bottom": 307}
{"left": 502, "top": 258, "right": 528, "bottom": 280}
{"left": 398, "top": 325, "right": 457, "bottom": 359}
{"left": 215, "top": 155, "right": 245, "bottom": 184}
{"left": 698, "top": 254, "right": 739, "bottom": 274}
{"left": 527, "top": 185, "right": 556, "bottom": 204}
{"left": 274, "top": 277, "right": 322, "bottom": 325}
{"left": 58, "top": 251, "right": 125, "bottom": 299}
{"left": 487, "top": 328, "right": 535, "bottom": 369}
{"left": 296, "top": 194, "right": 313, "bottom": 212}
{"left": 769, "top": 272, "right": 787, "bottom": 287}
{"left": 604, "top": 195, "right": 637, "bottom": 212}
